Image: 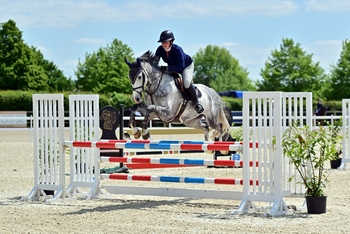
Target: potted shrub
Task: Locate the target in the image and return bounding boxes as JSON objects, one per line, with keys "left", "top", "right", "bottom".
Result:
{"left": 282, "top": 121, "right": 342, "bottom": 214}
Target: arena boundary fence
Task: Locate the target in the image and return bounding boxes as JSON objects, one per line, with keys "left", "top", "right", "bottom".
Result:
{"left": 25, "top": 92, "right": 317, "bottom": 216}
{"left": 342, "top": 99, "right": 350, "bottom": 169}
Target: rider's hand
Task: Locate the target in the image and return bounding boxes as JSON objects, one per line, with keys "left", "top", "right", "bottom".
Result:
{"left": 160, "top": 66, "right": 168, "bottom": 72}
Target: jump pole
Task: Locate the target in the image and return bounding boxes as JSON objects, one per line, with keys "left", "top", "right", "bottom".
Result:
{"left": 100, "top": 156, "right": 259, "bottom": 167}
{"left": 102, "top": 149, "right": 206, "bottom": 169}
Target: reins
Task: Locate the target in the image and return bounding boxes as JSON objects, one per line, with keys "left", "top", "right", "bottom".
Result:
{"left": 132, "top": 68, "right": 164, "bottom": 98}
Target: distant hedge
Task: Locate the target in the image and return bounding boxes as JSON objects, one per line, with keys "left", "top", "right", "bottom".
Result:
{"left": 221, "top": 96, "right": 342, "bottom": 112}
{"left": 0, "top": 90, "right": 343, "bottom": 113}
{"left": 0, "top": 91, "right": 134, "bottom": 112}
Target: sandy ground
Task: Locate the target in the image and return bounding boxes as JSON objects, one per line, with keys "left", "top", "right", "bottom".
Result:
{"left": 1, "top": 130, "right": 350, "bottom": 234}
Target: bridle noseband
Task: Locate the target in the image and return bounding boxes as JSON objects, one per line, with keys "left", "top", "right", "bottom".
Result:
{"left": 130, "top": 69, "right": 147, "bottom": 98}
{"left": 130, "top": 68, "right": 163, "bottom": 97}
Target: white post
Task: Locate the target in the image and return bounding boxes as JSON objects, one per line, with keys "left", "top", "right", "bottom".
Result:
{"left": 66, "top": 95, "right": 100, "bottom": 198}
{"left": 23, "top": 94, "right": 65, "bottom": 201}
{"left": 281, "top": 92, "right": 312, "bottom": 196}
{"left": 233, "top": 91, "right": 288, "bottom": 216}
{"left": 341, "top": 99, "right": 350, "bottom": 169}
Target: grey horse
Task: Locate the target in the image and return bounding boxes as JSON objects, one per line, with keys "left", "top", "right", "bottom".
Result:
{"left": 124, "top": 51, "right": 231, "bottom": 143}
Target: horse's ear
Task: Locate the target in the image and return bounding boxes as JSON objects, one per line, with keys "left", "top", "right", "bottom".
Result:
{"left": 137, "top": 57, "right": 141, "bottom": 66}
{"left": 124, "top": 57, "right": 131, "bottom": 67}
{"left": 154, "top": 55, "right": 160, "bottom": 64}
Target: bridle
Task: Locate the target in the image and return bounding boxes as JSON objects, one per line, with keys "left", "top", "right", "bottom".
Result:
{"left": 130, "top": 69, "right": 147, "bottom": 98}
{"left": 130, "top": 67, "right": 164, "bottom": 98}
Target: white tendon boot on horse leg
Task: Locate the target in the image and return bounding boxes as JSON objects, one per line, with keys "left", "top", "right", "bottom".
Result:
{"left": 131, "top": 127, "right": 141, "bottom": 139}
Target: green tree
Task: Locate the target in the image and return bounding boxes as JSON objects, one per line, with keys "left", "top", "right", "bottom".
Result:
{"left": 193, "top": 45, "right": 255, "bottom": 91}
{"left": 257, "top": 38, "right": 326, "bottom": 94}
{"left": 326, "top": 40, "right": 350, "bottom": 100}
{"left": 0, "top": 19, "right": 33, "bottom": 90}
{"left": 75, "top": 39, "right": 134, "bottom": 94}
{"left": 31, "top": 47, "right": 75, "bottom": 92}
{"left": 0, "top": 19, "right": 73, "bottom": 92}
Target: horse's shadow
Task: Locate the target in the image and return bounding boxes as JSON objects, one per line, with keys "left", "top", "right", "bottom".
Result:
{"left": 63, "top": 198, "right": 235, "bottom": 215}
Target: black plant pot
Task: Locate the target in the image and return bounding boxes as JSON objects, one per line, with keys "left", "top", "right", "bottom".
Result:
{"left": 330, "top": 158, "right": 342, "bottom": 169}
{"left": 306, "top": 196, "right": 327, "bottom": 214}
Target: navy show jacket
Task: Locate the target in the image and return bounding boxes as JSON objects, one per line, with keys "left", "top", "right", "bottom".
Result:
{"left": 155, "top": 43, "right": 193, "bottom": 73}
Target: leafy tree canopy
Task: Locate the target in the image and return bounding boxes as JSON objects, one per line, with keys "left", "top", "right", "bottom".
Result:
{"left": 192, "top": 45, "right": 256, "bottom": 91}
{"left": 0, "top": 19, "right": 74, "bottom": 92}
{"left": 257, "top": 38, "right": 326, "bottom": 94}
{"left": 326, "top": 40, "right": 350, "bottom": 100}
{"left": 75, "top": 39, "right": 134, "bottom": 94}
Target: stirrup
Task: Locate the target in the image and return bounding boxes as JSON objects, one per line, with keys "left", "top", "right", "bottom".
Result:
{"left": 194, "top": 103, "right": 204, "bottom": 114}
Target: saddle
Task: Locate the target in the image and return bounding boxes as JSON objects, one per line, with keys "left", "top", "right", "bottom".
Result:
{"left": 170, "top": 72, "right": 202, "bottom": 99}
{"left": 165, "top": 72, "right": 203, "bottom": 123}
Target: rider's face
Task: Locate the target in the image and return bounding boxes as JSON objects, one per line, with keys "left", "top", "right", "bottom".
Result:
{"left": 161, "top": 41, "right": 171, "bottom": 50}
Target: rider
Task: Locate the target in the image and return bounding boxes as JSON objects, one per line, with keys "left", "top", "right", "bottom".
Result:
{"left": 315, "top": 98, "right": 323, "bottom": 114}
{"left": 155, "top": 30, "right": 204, "bottom": 114}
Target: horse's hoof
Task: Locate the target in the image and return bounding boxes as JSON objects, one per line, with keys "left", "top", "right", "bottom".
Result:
{"left": 142, "top": 132, "right": 150, "bottom": 140}
{"left": 220, "top": 150, "right": 229, "bottom": 155}
{"left": 123, "top": 132, "right": 131, "bottom": 140}
{"left": 134, "top": 129, "right": 141, "bottom": 139}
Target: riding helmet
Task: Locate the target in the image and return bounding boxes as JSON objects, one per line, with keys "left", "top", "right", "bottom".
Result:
{"left": 157, "top": 30, "right": 175, "bottom": 42}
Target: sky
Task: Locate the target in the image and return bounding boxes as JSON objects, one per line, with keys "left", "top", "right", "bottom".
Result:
{"left": 1, "top": 0, "right": 349, "bottom": 81}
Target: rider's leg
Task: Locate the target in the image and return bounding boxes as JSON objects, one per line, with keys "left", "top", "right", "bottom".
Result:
{"left": 183, "top": 62, "right": 204, "bottom": 114}
{"left": 186, "top": 84, "right": 204, "bottom": 114}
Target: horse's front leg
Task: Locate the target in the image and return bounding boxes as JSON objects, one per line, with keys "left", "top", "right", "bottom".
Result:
{"left": 139, "top": 105, "right": 159, "bottom": 140}
{"left": 140, "top": 105, "right": 170, "bottom": 140}
{"left": 129, "top": 103, "right": 147, "bottom": 139}
{"left": 139, "top": 110, "right": 151, "bottom": 140}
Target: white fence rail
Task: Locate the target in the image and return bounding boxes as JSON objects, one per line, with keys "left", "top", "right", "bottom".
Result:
{"left": 0, "top": 114, "right": 343, "bottom": 129}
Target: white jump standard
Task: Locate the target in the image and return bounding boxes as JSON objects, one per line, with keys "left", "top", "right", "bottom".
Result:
{"left": 25, "top": 92, "right": 314, "bottom": 216}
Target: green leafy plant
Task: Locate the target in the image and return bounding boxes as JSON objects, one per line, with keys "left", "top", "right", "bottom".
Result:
{"left": 229, "top": 126, "right": 243, "bottom": 141}
{"left": 282, "top": 121, "right": 342, "bottom": 197}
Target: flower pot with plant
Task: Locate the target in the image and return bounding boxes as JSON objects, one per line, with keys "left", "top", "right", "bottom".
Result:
{"left": 282, "top": 121, "right": 342, "bottom": 214}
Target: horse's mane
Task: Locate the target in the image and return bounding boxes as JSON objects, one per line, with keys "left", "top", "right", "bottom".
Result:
{"left": 139, "top": 50, "right": 160, "bottom": 65}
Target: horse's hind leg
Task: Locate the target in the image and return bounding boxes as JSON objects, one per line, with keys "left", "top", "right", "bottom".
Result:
{"left": 183, "top": 118, "right": 213, "bottom": 152}
{"left": 207, "top": 109, "right": 231, "bottom": 154}
{"left": 184, "top": 118, "right": 209, "bottom": 140}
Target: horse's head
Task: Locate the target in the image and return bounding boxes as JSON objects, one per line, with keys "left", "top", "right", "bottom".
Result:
{"left": 125, "top": 51, "right": 161, "bottom": 104}
{"left": 125, "top": 57, "right": 147, "bottom": 104}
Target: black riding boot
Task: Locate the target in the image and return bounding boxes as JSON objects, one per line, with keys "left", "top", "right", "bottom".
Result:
{"left": 186, "top": 84, "right": 204, "bottom": 114}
